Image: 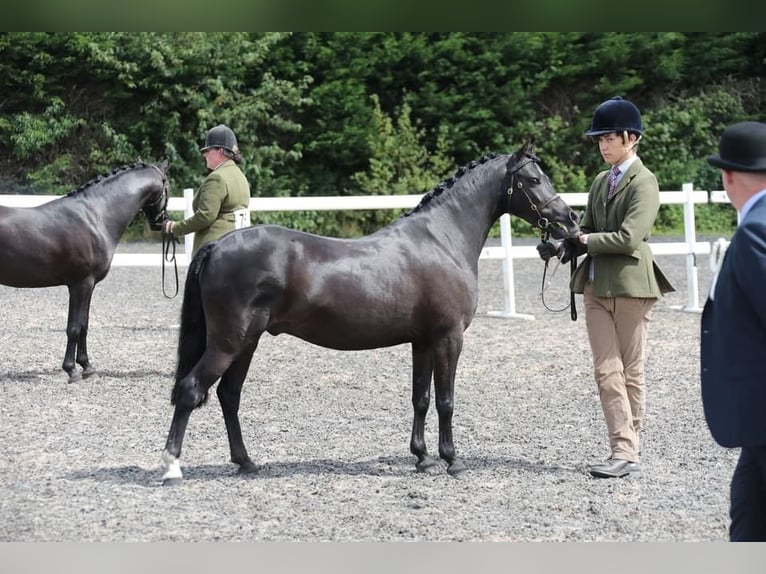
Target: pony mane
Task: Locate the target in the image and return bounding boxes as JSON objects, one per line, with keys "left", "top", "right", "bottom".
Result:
{"left": 65, "top": 162, "right": 152, "bottom": 197}
{"left": 404, "top": 152, "right": 500, "bottom": 217}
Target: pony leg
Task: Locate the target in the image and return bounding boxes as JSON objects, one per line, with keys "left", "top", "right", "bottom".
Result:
{"left": 161, "top": 348, "right": 237, "bottom": 485}
{"left": 75, "top": 285, "right": 97, "bottom": 379}
{"left": 432, "top": 332, "right": 468, "bottom": 478}
{"left": 410, "top": 343, "right": 439, "bottom": 473}
{"left": 161, "top": 402, "right": 193, "bottom": 486}
{"left": 63, "top": 279, "right": 96, "bottom": 383}
{"left": 217, "top": 343, "right": 259, "bottom": 475}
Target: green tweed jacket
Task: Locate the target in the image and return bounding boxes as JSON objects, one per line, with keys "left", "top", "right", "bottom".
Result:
{"left": 172, "top": 160, "right": 250, "bottom": 255}
{"left": 570, "top": 157, "right": 675, "bottom": 297}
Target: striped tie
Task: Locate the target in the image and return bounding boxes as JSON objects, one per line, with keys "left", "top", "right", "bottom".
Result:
{"left": 607, "top": 165, "right": 621, "bottom": 200}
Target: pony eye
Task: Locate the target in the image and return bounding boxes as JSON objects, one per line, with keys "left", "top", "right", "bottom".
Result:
{"left": 529, "top": 177, "right": 540, "bottom": 185}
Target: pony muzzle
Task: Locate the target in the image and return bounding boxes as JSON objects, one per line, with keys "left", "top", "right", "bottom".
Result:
{"left": 148, "top": 212, "right": 168, "bottom": 231}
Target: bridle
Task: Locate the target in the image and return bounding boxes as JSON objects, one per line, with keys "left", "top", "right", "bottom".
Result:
{"left": 146, "top": 164, "right": 179, "bottom": 299}
{"left": 505, "top": 155, "right": 568, "bottom": 236}
{"left": 144, "top": 165, "right": 170, "bottom": 230}
{"left": 506, "top": 154, "right": 577, "bottom": 320}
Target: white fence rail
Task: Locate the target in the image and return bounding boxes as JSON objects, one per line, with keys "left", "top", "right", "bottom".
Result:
{"left": 1, "top": 184, "right": 732, "bottom": 318}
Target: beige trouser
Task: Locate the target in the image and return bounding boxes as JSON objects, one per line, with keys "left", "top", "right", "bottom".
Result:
{"left": 583, "top": 282, "right": 657, "bottom": 463}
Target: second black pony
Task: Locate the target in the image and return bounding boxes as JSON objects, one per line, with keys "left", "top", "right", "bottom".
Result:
{"left": 0, "top": 160, "right": 169, "bottom": 382}
{"left": 160, "top": 143, "right": 579, "bottom": 484}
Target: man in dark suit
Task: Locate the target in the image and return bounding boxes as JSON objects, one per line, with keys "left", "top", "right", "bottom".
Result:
{"left": 701, "top": 120, "right": 766, "bottom": 541}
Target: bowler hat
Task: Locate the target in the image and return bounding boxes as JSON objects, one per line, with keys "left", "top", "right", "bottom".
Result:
{"left": 707, "top": 121, "right": 766, "bottom": 172}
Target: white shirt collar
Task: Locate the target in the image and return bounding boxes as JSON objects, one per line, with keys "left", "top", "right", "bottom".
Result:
{"left": 614, "top": 155, "right": 638, "bottom": 175}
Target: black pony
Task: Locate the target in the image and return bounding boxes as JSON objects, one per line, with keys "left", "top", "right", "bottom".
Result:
{"left": 160, "top": 144, "right": 579, "bottom": 484}
{"left": 0, "top": 160, "right": 169, "bottom": 382}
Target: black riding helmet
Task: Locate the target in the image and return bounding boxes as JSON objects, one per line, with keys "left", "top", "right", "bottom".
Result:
{"left": 200, "top": 124, "right": 238, "bottom": 153}
{"left": 585, "top": 96, "right": 643, "bottom": 137}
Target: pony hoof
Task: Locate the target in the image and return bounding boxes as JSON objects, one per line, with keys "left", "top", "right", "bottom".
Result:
{"left": 237, "top": 462, "right": 260, "bottom": 475}
{"left": 81, "top": 367, "right": 97, "bottom": 379}
{"left": 415, "top": 456, "right": 440, "bottom": 474}
{"left": 67, "top": 372, "right": 82, "bottom": 384}
{"left": 162, "top": 477, "right": 183, "bottom": 487}
{"left": 447, "top": 461, "right": 469, "bottom": 479}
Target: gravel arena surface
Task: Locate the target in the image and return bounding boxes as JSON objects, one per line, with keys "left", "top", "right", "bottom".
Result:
{"left": 0, "top": 238, "right": 737, "bottom": 542}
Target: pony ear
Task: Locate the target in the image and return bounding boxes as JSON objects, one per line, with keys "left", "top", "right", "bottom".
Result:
{"left": 523, "top": 139, "right": 535, "bottom": 154}
{"left": 514, "top": 140, "right": 535, "bottom": 157}
{"left": 157, "top": 158, "right": 170, "bottom": 172}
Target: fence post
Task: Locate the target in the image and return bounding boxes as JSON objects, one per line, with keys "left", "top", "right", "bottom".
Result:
{"left": 676, "top": 182, "right": 702, "bottom": 313}
{"left": 183, "top": 188, "right": 194, "bottom": 263}
{"left": 486, "top": 213, "right": 534, "bottom": 320}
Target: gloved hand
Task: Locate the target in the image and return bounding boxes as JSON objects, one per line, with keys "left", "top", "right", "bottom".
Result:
{"left": 163, "top": 220, "right": 174, "bottom": 235}
{"left": 536, "top": 241, "right": 561, "bottom": 262}
{"left": 560, "top": 237, "right": 582, "bottom": 264}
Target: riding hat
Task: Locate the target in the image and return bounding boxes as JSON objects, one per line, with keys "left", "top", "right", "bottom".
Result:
{"left": 200, "top": 124, "right": 238, "bottom": 153}
{"left": 585, "top": 96, "right": 643, "bottom": 137}
{"left": 707, "top": 121, "right": 766, "bottom": 172}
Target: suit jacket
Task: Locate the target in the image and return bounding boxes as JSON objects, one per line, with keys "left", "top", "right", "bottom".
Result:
{"left": 570, "top": 157, "right": 675, "bottom": 297}
{"left": 701, "top": 194, "right": 766, "bottom": 448}
{"left": 172, "top": 160, "right": 250, "bottom": 255}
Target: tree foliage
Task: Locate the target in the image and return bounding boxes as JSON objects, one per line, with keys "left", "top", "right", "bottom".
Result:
{"left": 1, "top": 32, "right": 763, "bottom": 236}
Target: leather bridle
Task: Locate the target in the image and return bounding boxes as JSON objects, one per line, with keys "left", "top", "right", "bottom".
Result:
{"left": 145, "top": 164, "right": 179, "bottom": 299}
{"left": 506, "top": 156, "right": 568, "bottom": 236}
{"left": 507, "top": 155, "right": 578, "bottom": 320}
{"left": 144, "top": 166, "right": 169, "bottom": 231}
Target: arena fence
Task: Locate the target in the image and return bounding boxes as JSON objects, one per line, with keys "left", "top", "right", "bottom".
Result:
{"left": 1, "top": 184, "right": 731, "bottom": 318}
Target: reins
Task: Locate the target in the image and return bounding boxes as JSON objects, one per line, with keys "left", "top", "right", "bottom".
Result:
{"left": 569, "top": 257, "right": 577, "bottom": 321}
{"left": 146, "top": 162, "right": 179, "bottom": 299}
{"left": 161, "top": 232, "right": 179, "bottom": 299}
{"left": 538, "top": 232, "right": 578, "bottom": 321}
{"left": 506, "top": 156, "right": 578, "bottom": 320}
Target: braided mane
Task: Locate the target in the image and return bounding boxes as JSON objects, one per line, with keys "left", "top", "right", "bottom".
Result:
{"left": 404, "top": 153, "right": 499, "bottom": 217}
{"left": 65, "top": 162, "right": 151, "bottom": 197}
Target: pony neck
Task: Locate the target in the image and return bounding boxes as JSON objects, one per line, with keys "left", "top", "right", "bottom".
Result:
{"left": 405, "top": 155, "right": 506, "bottom": 261}
{"left": 75, "top": 164, "right": 160, "bottom": 241}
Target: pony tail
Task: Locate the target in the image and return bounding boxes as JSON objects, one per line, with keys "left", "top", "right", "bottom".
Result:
{"left": 170, "top": 243, "right": 215, "bottom": 406}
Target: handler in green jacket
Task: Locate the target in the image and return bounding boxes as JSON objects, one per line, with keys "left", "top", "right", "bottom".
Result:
{"left": 537, "top": 97, "right": 675, "bottom": 479}
{"left": 164, "top": 124, "right": 251, "bottom": 255}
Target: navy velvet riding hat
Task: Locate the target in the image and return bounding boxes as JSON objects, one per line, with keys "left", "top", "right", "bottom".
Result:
{"left": 707, "top": 121, "right": 766, "bottom": 172}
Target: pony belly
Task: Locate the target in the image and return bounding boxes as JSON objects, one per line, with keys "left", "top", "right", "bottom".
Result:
{"left": 0, "top": 267, "right": 68, "bottom": 288}
{"left": 272, "top": 314, "right": 413, "bottom": 351}
{"left": 0, "top": 238, "right": 106, "bottom": 288}
{"left": 296, "top": 330, "right": 410, "bottom": 351}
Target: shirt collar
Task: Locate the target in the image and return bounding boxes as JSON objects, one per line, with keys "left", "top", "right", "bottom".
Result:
{"left": 740, "top": 188, "right": 766, "bottom": 221}
{"left": 614, "top": 155, "right": 638, "bottom": 175}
